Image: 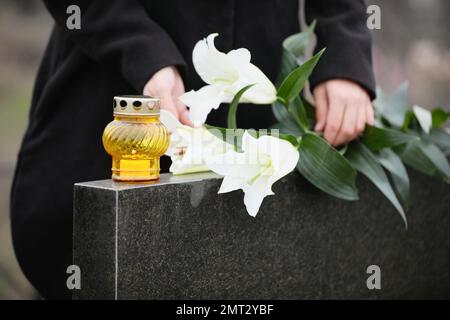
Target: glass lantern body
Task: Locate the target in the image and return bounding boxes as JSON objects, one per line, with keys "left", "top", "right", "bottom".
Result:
{"left": 102, "top": 115, "right": 169, "bottom": 181}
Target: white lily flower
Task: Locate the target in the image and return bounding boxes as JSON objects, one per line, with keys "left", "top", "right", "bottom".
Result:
{"left": 160, "top": 110, "right": 233, "bottom": 175}
{"left": 206, "top": 131, "right": 299, "bottom": 217}
{"left": 179, "top": 33, "right": 277, "bottom": 126}
{"left": 160, "top": 108, "right": 180, "bottom": 134}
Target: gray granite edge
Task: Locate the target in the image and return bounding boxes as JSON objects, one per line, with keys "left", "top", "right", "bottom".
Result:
{"left": 74, "top": 171, "right": 222, "bottom": 191}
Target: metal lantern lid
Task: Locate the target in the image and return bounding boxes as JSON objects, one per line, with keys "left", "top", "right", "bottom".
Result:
{"left": 113, "top": 95, "right": 160, "bottom": 116}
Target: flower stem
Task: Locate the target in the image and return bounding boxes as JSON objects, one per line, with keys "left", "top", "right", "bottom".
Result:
{"left": 227, "top": 84, "right": 255, "bottom": 129}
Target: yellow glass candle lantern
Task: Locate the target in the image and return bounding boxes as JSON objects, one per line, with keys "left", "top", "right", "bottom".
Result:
{"left": 102, "top": 95, "right": 169, "bottom": 182}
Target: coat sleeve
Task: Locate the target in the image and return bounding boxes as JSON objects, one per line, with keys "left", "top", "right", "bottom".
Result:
{"left": 43, "top": 0, "right": 186, "bottom": 92}
{"left": 305, "top": 0, "right": 376, "bottom": 99}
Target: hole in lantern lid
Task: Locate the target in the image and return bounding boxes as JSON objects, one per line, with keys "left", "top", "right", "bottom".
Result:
{"left": 120, "top": 100, "right": 127, "bottom": 108}
{"left": 133, "top": 101, "right": 142, "bottom": 110}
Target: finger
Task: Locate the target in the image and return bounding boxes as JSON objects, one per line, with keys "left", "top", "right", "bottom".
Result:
{"left": 174, "top": 94, "right": 194, "bottom": 127}
{"left": 313, "top": 86, "right": 328, "bottom": 132}
{"left": 324, "top": 96, "right": 345, "bottom": 146}
{"left": 355, "top": 101, "right": 367, "bottom": 136}
{"left": 159, "top": 91, "right": 180, "bottom": 120}
{"left": 172, "top": 75, "right": 194, "bottom": 127}
{"left": 173, "top": 71, "right": 185, "bottom": 95}
{"left": 178, "top": 105, "right": 195, "bottom": 127}
{"left": 366, "top": 102, "right": 375, "bottom": 125}
{"left": 334, "top": 103, "right": 358, "bottom": 146}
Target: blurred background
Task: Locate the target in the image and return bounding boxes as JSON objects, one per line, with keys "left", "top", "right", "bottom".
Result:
{"left": 0, "top": 0, "right": 449, "bottom": 299}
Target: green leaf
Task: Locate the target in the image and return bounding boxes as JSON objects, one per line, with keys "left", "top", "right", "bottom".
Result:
{"left": 277, "top": 21, "right": 316, "bottom": 83}
{"left": 274, "top": 25, "right": 319, "bottom": 132}
{"left": 426, "top": 128, "right": 450, "bottom": 155}
{"left": 278, "top": 133, "right": 301, "bottom": 148}
{"left": 204, "top": 123, "right": 227, "bottom": 138}
{"left": 277, "top": 48, "right": 325, "bottom": 105}
{"left": 289, "top": 96, "right": 309, "bottom": 132}
{"left": 431, "top": 108, "right": 450, "bottom": 128}
{"left": 205, "top": 125, "right": 299, "bottom": 150}
{"left": 402, "top": 110, "right": 415, "bottom": 130}
{"left": 373, "top": 83, "right": 409, "bottom": 127}
{"left": 297, "top": 133, "right": 358, "bottom": 201}
{"left": 277, "top": 48, "right": 299, "bottom": 86}
{"left": 205, "top": 124, "right": 243, "bottom": 151}
{"left": 271, "top": 102, "right": 302, "bottom": 136}
{"left": 376, "top": 148, "right": 410, "bottom": 207}
{"left": 270, "top": 121, "right": 300, "bottom": 137}
{"left": 400, "top": 139, "right": 450, "bottom": 181}
{"left": 301, "top": 97, "right": 317, "bottom": 123}
{"left": 227, "top": 84, "right": 254, "bottom": 129}
{"left": 283, "top": 20, "right": 316, "bottom": 64}
{"left": 271, "top": 97, "right": 316, "bottom": 136}
{"left": 346, "top": 142, "right": 407, "bottom": 228}
{"left": 362, "top": 125, "right": 418, "bottom": 151}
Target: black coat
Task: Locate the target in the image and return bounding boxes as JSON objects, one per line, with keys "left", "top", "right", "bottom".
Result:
{"left": 10, "top": 0, "right": 375, "bottom": 299}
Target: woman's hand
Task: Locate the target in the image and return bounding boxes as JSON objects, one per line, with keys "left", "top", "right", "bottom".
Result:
{"left": 313, "top": 79, "right": 374, "bottom": 146}
{"left": 143, "top": 66, "right": 193, "bottom": 126}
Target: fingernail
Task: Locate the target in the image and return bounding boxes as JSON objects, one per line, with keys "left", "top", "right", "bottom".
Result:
{"left": 315, "top": 123, "right": 323, "bottom": 132}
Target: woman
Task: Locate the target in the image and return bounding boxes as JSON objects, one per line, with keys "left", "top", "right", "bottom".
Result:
{"left": 11, "top": 0, "right": 375, "bottom": 299}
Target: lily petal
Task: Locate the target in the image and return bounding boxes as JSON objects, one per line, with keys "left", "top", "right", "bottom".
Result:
{"left": 170, "top": 161, "right": 210, "bottom": 175}
{"left": 227, "top": 48, "right": 251, "bottom": 69}
{"left": 192, "top": 33, "right": 239, "bottom": 85}
{"left": 257, "top": 134, "right": 300, "bottom": 182}
{"left": 164, "top": 130, "right": 183, "bottom": 157}
{"left": 238, "top": 63, "right": 277, "bottom": 104}
{"left": 226, "top": 48, "right": 277, "bottom": 104}
{"left": 168, "top": 125, "right": 233, "bottom": 175}
{"left": 243, "top": 177, "right": 273, "bottom": 217}
{"left": 207, "top": 150, "right": 260, "bottom": 179}
{"left": 179, "top": 84, "right": 226, "bottom": 126}
{"left": 218, "top": 176, "right": 243, "bottom": 193}
{"left": 206, "top": 131, "right": 299, "bottom": 217}
{"left": 240, "top": 131, "right": 258, "bottom": 154}
{"left": 160, "top": 109, "right": 180, "bottom": 134}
